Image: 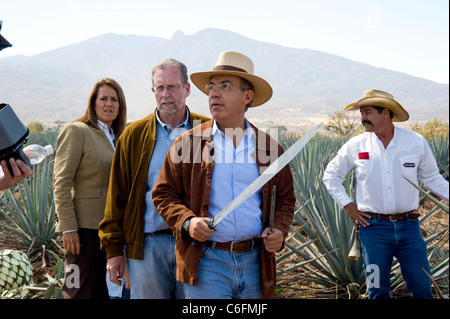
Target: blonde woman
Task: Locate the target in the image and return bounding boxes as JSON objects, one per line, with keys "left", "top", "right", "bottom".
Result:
{"left": 54, "top": 78, "right": 127, "bottom": 299}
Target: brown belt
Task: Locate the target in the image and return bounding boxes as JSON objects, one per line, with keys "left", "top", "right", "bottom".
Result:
{"left": 204, "top": 239, "right": 260, "bottom": 253}
{"left": 368, "top": 211, "right": 420, "bottom": 221}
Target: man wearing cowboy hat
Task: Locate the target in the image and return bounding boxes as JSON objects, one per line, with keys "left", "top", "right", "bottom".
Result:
{"left": 152, "top": 51, "right": 295, "bottom": 298}
{"left": 323, "top": 89, "right": 449, "bottom": 299}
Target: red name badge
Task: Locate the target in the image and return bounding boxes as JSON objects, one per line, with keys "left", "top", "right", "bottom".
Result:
{"left": 358, "top": 152, "right": 369, "bottom": 160}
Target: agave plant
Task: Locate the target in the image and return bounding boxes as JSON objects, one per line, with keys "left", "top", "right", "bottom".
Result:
{"left": 277, "top": 132, "right": 366, "bottom": 298}
{"left": 277, "top": 131, "right": 449, "bottom": 298}
{"left": 0, "top": 156, "right": 60, "bottom": 265}
{"left": 427, "top": 134, "right": 449, "bottom": 179}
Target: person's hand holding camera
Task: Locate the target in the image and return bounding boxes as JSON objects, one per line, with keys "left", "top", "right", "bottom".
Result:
{"left": 0, "top": 158, "right": 32, "bottom": 191}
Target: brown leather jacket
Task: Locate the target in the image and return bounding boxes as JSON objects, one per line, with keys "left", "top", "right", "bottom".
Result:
{"left": 152, "top": 120, "right": 295, "bottom": 298}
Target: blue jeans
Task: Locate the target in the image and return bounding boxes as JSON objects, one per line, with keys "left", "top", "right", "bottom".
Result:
{"left": 127, "top": 233, "right": 184, "bottom": 299}
{"left": 183, "top": 244, "right": 262, "bottom": 299}
{"left": 359, "top": 215, "right": 432, "bottom": 299}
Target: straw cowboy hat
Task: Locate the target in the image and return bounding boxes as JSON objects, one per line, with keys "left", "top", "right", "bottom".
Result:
{"left": 345, "top": 89, "right": 409, "bottom": 122}
{"left": 190, "top": 51, "right": 273, "bottom": 107}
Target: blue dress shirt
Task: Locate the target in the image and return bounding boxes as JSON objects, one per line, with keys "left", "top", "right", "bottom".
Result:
{"left": 144, "top": 108, "right": 191, "bottom": 233}
{"left": 208, "top": 119, "right": 263, "bottom": 242}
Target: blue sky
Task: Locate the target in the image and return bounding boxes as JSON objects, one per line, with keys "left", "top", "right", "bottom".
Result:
{"left": 1, "top": 0, "right": 448, "bottom": 83}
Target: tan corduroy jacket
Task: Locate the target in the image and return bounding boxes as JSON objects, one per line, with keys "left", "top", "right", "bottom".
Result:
{"left": 152, "top": 120, "right": 296, "bottom": 298}
{"left": 54, "top": 122, "right": 115, "bottom": 232}
{"left": 98, "top": 108, "right": 210, "bottom": 260}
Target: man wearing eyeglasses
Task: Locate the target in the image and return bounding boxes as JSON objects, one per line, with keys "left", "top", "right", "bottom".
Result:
{"left": 99, "top": 58, "right": 209, "bottom": 299}
{"left": 152, "top": 51, "right": 295, "bottom": 299}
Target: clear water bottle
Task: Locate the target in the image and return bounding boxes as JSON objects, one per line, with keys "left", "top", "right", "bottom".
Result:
{"left": 23, "top": 144, "right": 54, "bottom": 165}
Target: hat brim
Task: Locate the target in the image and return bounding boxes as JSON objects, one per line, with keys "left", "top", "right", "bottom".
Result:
{"left": 190, "top": 71, "right": 273, "bottom": 107}
{"left": 345, "top": 97, "right": 409, "bottom": 122}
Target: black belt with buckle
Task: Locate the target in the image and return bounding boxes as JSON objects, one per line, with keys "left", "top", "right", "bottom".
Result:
{"left": 204, "top": 239, "right": 261, "bottom": 253}
{"left": 368, "top": 211, "right": 420, "bottom": 221}
{"left": 153, "top": 229, "right": 175, "bottom": 236}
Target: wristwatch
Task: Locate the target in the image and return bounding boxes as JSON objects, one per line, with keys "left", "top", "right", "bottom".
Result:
{"left": 183, "top": 217, "right": 193, "bottom": 232}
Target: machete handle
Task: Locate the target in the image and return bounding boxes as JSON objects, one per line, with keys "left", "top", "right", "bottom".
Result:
{"left": 192, "top": 219, "right": 214, "bottom": 247}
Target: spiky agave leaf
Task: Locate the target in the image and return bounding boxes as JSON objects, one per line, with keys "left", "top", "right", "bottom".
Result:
{"left": 0, "top": 157, "right": 60, "bottom": 263}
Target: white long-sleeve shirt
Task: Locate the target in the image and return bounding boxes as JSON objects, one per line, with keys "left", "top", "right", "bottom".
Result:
{"left": 323, "top": 127, "right": 449, "bottom": 215}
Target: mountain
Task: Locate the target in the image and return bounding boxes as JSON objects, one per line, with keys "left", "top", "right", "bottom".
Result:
{"left": 0, "top": 28, "right": 448, "bottom": 130}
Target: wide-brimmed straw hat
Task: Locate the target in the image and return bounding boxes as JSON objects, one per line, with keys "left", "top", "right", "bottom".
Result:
{"left": 345, "top": 89, "right": 409, "bottom": 122}
{"left": 190, "top": 51, "right": 273, "bottom": 107}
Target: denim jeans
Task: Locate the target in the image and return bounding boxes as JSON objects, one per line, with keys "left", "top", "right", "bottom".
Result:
{"left": 183, "top": 244, "right": 262, "bottom": 299}
{"left": 359, "top": 215, "right": 432, "bottom": 299}
{"left": 127, "top": 233, "right": 184, "bottom": 299}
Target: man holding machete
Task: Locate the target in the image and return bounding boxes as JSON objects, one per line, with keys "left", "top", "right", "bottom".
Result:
{"left": 152, "top": 51, "right": 296, "bottom": 299}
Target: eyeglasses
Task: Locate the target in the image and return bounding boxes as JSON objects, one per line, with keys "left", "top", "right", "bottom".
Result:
{"left": 204, "top": 82, "right": 233, "bottom": 94}
{"left": 152, "top": 83, "right": 185, "bottom": 94}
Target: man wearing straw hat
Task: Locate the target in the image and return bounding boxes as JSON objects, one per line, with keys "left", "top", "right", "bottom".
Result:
{"left": 152, "top": 51, "right": 295, "bottom": 299}
{"left": 323, "top": 89, "right": 449, "bottom": 299}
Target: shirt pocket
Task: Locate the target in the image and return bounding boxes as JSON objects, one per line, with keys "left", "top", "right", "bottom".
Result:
{"left": 399, "top": 155, "right": 419, "bottom": 180}
{"left": 355, "top": 158, "right": 373, "bottom": 177}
